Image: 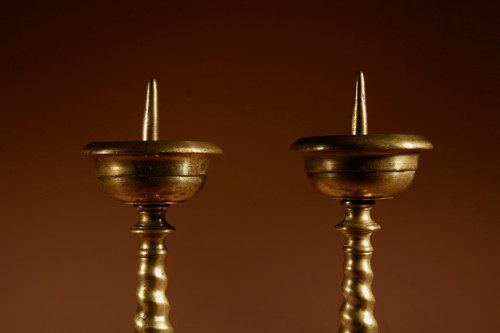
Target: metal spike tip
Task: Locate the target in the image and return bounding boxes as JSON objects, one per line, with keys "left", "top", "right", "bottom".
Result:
{"left": 142, "top": 78, "right": 159, "bottom": 141}
{"left": 351, "top": 71, "right": 368, "bottom": 135}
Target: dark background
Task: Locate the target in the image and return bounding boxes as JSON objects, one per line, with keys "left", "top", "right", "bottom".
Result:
{"left": 0, "top": 1, "right": 498, "bottom": 332}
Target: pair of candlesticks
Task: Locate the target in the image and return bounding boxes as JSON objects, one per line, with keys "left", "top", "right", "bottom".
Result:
{"left": 82, "top": 72, "right": 432, "bottom": 333}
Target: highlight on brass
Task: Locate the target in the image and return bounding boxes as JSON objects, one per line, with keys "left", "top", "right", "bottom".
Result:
{"left": 291, "top": 71, "right": 432, "bottom": 332}
{"left": 82, "top": 78, "right": 222, "bottom": 333}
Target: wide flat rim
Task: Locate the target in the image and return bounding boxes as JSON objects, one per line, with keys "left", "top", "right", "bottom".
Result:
{"left": 81, "top": 140, "right": 223, "bottom": 155}
{"left": 291, "top": 134, "right": 433, "bottom": 152}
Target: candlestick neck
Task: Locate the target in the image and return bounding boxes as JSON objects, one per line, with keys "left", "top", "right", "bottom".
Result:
{"left": 132, "top": 205, "right": 175, "bottom": 231}
{"left": 336, "top": 200, "right": 380, "bottom": 332}
{"left": 131, "top": 205, "right": 174, "bottom": 333}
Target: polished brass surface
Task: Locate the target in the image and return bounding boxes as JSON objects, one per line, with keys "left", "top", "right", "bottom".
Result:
{"left": 291, "top": 72, "right": 432, "bottom": 332}
{"left": 81, "top": 147, "right": 219, "bottom": 205}
{"left": 82, "top": 78, "right": 222, "bottom": 332}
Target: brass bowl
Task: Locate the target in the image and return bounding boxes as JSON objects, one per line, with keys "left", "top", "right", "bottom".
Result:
{"left": 82, "top": 140, "right": 223, "bottom": 205}
{"left": 291, "top": 134, "right": 433, "bottom": 199}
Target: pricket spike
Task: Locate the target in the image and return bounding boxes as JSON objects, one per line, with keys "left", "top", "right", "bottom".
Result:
{"left": 351, "top": 71, "right": 368, "bottom": 135}
{"left": 142, "top": 78, "right": 159, "bottom": 141}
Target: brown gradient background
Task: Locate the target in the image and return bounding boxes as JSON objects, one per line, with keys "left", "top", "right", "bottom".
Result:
{"left": 0, "top": 1, "right": 498, "bottom": 332}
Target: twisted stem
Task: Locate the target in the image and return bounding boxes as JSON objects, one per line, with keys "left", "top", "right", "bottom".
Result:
{"left": 131, "top": 205, "right": 175, "bottom": 333}
{"left": 336, "top": 200, "right": 380, "bottom": 333}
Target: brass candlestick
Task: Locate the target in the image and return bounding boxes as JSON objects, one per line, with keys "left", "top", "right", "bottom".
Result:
{"left": 82, "top": 78, "right": 222, "bottom": 332}
{"left": 291, "top": 72, "right": 432, "bottom": 332}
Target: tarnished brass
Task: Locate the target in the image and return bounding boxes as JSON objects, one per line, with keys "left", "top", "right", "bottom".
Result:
{"left": 82, "top": 78, "right": 222, "bottom": 332}
{"left": 291, "top": 72, "right": 432, "bottom": 332}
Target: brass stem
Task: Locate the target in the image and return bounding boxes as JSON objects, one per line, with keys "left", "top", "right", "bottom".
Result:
{"left": 351, "top": 71, "right": 367, "bottom": 135}
{"left": 131, "top": 205, "right": 174, "bottom": 333}
{"left": 336, "top": 200, "right": 380, "bottom": 333}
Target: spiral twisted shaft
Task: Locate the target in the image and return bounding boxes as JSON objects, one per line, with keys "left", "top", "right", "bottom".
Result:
{"left": 131, "top": 206, "right": 175, "bottom": 333}
{"left": 336, "top": 200, "right": 380, "bottom": 333}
